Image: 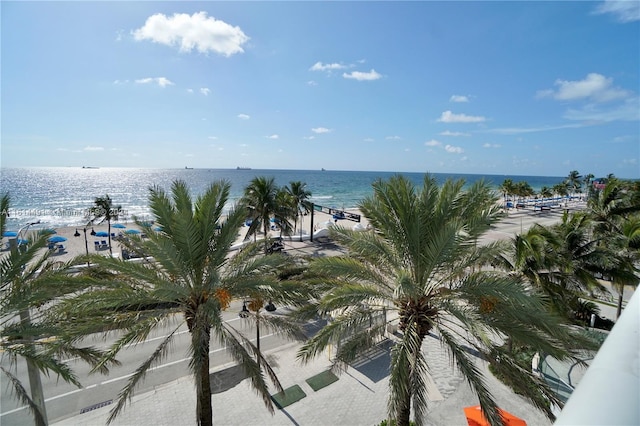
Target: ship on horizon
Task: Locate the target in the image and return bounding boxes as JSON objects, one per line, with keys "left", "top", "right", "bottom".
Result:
{"left": 236, "top": 166, "right": 251, "bottom": 170}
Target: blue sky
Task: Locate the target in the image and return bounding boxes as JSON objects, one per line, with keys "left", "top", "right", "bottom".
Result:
{"left": 2, "top": 1, "right": 639, "bottom": 178}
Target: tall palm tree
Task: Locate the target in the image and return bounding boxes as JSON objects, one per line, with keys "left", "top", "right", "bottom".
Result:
{"left": 495, "top": 212, "right": 610, "bottom": 319}
{"left": 499, "top": 178, "right": 514, "bottom": 209}
{"left": 243, "top": 177, "right": 284, "bottom": 254}
{"left": 297, "top": 175, "right": 588, "bottom": 426}
{"left": 565, "top": 170, "right": 582, "bottom": 198}
{"left": 90, "top": 195, "right": 122, "bottom": 255}
{"left": 588, "top": 178, "right": 640, "bottom": 317}
{"left": 0, "top": 192, "right": 10, "bottom": 234}
{"left": 55, "top": 180, "right": 305, "bottom": 426}
{"left": 582, "top": 173, "right": 595, "bottom": 200}
{"left": 286, "top": 181, "right": 312, "bottom": 241}
{"left": 1, "top": 215, "right": 114, "bottom": 426}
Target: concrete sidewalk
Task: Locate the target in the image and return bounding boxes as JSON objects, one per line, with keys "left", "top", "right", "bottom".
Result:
{"left": 53, "top": 333, "right": 553, "bottom": 426}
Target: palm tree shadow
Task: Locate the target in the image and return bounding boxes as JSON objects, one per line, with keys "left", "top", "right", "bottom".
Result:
{"left": 349, "top": 339, "right": 393, "bottom": 383}
{"left": 210, "top": 364, "right": 248, "bottom": 394}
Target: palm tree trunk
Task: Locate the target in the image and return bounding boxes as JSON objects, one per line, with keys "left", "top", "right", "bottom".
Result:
{"left": 194, "top": 327, "right": 213, "bottom": 426}
{"left": 616, "top": 287, "right": 624, "bottom": 319}
{"left": 107, "top": 221, "right": 113, "bottom": 255}
{"left": 19, "top": 310, "right": 48, "bottom": 426}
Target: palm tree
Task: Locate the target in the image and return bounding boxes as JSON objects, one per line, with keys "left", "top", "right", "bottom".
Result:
{"left": 588, "top": 178, "right": 640, "bottom": 317}
{"left": 552, "top": 181, "right": 569, "bottom": 202}
{"left": 495, "top": 212, "right": 610, "bottom": 319}
{"left": 90, "top": 195, "right": 122, "bottom": 255}
{"left": 1, "top": 200, "right": 114, "bottom": 426}
{"left": 55, "top": 180, "right": 305, "bottom": 426}
{"left": 297, "top": 175, "right": 588, "bottom": 426}
{"left": 539, "top": 186, "right": 553, "bottom": 200}
{"left": 583, "top": 173, "right": 595, "bottom": 200}
{"left": 499, "top": 178, "right": 514, "bottom": 210}
{"left": 565, "top": 170, "right": 582, "bottom": 199}
{"left": 285, "top": 181, "right": 312, "bottom": 241}
{"left": 0, "top": 192, "right": 10, "bottom": 234}
{"left": 243, "top": 177, "right": 284, "bottom": 254}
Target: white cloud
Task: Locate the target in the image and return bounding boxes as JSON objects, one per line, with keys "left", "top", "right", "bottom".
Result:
{"left": 439, "top": 130, "right": 470, "bottom": 137}
{"left": 485, "top": 123, "right": 586, "bottom": 134}
{"left": 266, "top": 134, "right": 279, "bottom": 139}
{"left": 343, "top": 69, "right": 382, "bottom": 81}
{"left": 537, "top": 73, "right": 630, "bottom": 102}
{"left": 237, "top": 114, "right": 250, "bottom": 120}
{"left": 309, "top": 62, "right": 347, "bottom": 71}
{"left": 482, "top": 143, "right": 501, "bottom": 148}
{"left": 113, "top": 79, "right": 129, "bottom": 85}
{"left": 303, "top": 136, "right": 316, "bottom": 140}
{"left": 425, "top": 139, "right": 441, "bottom": 147}
{"left": 444, "top": 144, "right": 464, "bottom": 154}
{"left": 449, "top": 95, "right": 469, "bottom": 103}
{"left": 363, "top": 138, "right": 374, "bottom": 142}
{"left": 187, "top": 88, "right": 194, "bottom": 93}
{"left": 208, "top": 136, "right": 218, "bottom": 140}
{"left": 200, "top": 88, "right": 211, "bottom": 96}
{"left": 135, "top": 77, "right": 174, "bottom": 87}
{"left": 437, "top": 110, "right": 486, "bottom": 123}
{"left": 132, "top": 12, "right": 249, "bottom": 56}
{"left": 307, "top": 80, "right": 318, "bottom": 86}
{"left": 563, "top": 97, "right": 640, "bottom": 122}
{"left": 84, "top": 146, "right": 104, "bottom": 151}
{"left": 311, "top": 127, "right": 331, "bottom": 134}
{"left": 592, "top": 0, "right": 640, "bottom": 22}
{"left": 386, "top": 136, "right": 401, "bottom": 140}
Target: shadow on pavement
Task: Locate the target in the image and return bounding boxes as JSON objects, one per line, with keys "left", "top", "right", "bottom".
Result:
{"left": 210, "top": 364, "right": 248, "bottom": 394}
{"left": 349, "top": 339, "right": 392, "bottom": 383}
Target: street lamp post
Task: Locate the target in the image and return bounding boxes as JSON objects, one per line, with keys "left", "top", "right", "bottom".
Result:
{"left": 239, "top": 300, "right": 276, "bottom": 366}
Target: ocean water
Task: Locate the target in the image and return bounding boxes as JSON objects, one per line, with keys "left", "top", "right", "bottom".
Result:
{"left": 0, "top": 167, "right": 565, "bottom": 229}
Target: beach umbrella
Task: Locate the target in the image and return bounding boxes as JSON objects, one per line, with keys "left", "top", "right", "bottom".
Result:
{"left": 112, "top": 223, "right": 126, "bottom": 229}
{"left": 125, "top": 229, "right": 141, "bottom": 235}
{"left": 139, "top": 221, "right": 153, "bottom": 227}
{"left": 17, "top": 239, "right": 29, "bottom": 246}
{"left": 95, "top": 231, "right": 109, "bottom": 237}
{"left": 463, "top": 406, "right": 527, "bottom": 426}
{"left": 3, "top": 231, "right": 17, "bottom": 237}
{"left": 153, "top": 226, "right": 163, "bottom": 232}
{"left": 48, "top": 236, "right": 67, "bottom": 243}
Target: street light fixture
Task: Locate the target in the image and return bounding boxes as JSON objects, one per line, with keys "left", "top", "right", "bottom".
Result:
{"left": 239, "top": 300, "right": 276, "bottom": 366}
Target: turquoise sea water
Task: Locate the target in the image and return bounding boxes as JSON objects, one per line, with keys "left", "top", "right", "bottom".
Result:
{"left": 0, "top": 167, "right": 565, "bottom": 229}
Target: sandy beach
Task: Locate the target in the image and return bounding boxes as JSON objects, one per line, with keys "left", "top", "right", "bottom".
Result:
{"left": 1, "top": 201, "right": 585, "bottom": 265}
{"left": 0, "top": 208, "right": 366, "bottom": 263}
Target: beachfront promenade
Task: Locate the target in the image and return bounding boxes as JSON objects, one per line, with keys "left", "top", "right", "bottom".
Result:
{"left": 2, "top": 202, "right": 610, "bottom": 425}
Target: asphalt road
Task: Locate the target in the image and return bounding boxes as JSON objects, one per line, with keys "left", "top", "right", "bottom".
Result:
{"left": 0, "top": 301, "right": 311, "bottom": 425}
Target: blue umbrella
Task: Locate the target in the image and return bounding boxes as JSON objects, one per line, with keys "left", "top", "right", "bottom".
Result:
{"left": 95, "top": 231, "right": 109, "bottom": 237}
{"left": 153, "top": 226, "right": 163, "bottom": 232}
{"left": 3, "top": 231, "right": 17, "bottom": 237}
{"left": 125, "top": 229, "right": 140, "bottom": 235}
{"left": 112, "top": 224, "right": 126, "bottom": 229}
{"left": 48, "top": 236, "right": 67, "bottom": 243}
{"left": 17, "top": 239, "right": 29, "bottom": 245}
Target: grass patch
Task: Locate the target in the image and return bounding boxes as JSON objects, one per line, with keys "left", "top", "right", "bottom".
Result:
{"left": 271, "top": 385, "right": 306, "bottom": 409}
{"left": 306, "top": 370, "right": 339, "bottom": 391}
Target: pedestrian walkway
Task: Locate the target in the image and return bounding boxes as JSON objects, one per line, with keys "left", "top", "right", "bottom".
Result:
{"left": 53, "top": 331, "right": 553, "bottom": 426}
